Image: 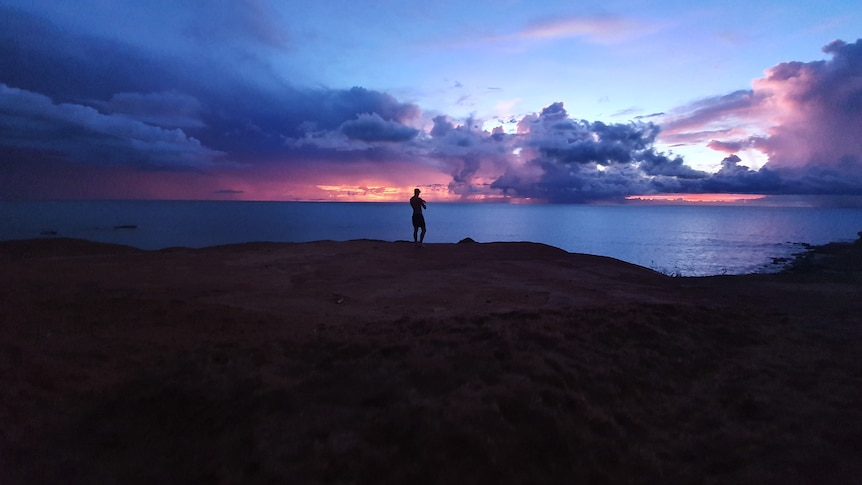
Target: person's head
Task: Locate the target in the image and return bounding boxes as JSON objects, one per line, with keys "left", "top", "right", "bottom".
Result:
{"left": 414, "top": 188, "right": 421, "bottom": 196}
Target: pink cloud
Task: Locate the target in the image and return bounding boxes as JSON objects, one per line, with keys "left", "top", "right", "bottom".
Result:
{"left": 660, "top": 39, "right": 862, "bottom": 174}
{"left": 523, "top": 16, "right": 625, "bottom": 41}
{"left": 514, "top": 14, "right": 664, "bottom": 45}
{"left": 750, "top": 41, "right": 862, "bottom": 169}
{"left": 658, "top": 90, "right": 765, "bottom": 145}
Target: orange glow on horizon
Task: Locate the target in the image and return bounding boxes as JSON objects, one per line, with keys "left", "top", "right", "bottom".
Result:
{"left": 626, "top": 193, "right": 767, "bottom": 203}
{"left": 313, "top": 184, "right": 515, "bottom": 202}
{"left": 315, "top": 184, "right": 405, "bottom": 201}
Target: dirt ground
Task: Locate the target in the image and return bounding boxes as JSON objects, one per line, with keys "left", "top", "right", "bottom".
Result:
{"left": 1, "top": 237, "right": 861, "bottom": 484}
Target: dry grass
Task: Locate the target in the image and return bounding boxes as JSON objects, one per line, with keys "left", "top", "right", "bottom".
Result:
{"left": 2, "top": 238, "right": 861, "bottom": 484}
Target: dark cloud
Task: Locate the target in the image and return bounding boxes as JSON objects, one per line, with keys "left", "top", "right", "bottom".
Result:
{"left": 430, "top": 115, "right": 456, "bottom": 138}
{"left": 340, "top": 113, "right": 419, "bottom": 142}
{"left": 315, "top": 87, "right": 421, "bottom": 129}
{"left": 99, "top": 92, "right": 206, "bottom": 129}
{"left": 490, "top": 102, "right": 701, "bottom": 202}
{"left": 706, "top": 139, "right": 746, "bottom": 153}
{"left": 635, "top": 112, "right": 665, "bottom": 119}
{"left": 639, "top": 151, "right": 706, "bottom": 179}
{"left": 0, "top": 7, "right": 174, "bottom": 100}
{"left": 0, "top": 84, "right": 230, "bottom": 170}
{"left": 448, "top": 154, "right": 482, "bottom": 196}
{"left": 694, "top": 155, "right": 783, "bottom": 194}
{"left": 0, "top": 5, "right": 423, "bottom": 173}
{"left": 2, "top": 4, "right": 861, "bottom": 202}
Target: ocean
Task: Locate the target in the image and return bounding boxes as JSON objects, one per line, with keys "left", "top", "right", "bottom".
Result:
{"left": 2, "top": 200, "right": 861, "bottom": 276}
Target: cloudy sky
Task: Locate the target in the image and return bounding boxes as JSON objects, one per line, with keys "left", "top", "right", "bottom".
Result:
{"left": 1, "top": 0, "right": 861, "bottom": 203}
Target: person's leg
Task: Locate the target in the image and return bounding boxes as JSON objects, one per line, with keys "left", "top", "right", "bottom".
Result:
{"left": 413, "top": 226, "right": 419, "bottom": 243}
{"left": 419, "top": 226, "right": 426, "bottom": 245}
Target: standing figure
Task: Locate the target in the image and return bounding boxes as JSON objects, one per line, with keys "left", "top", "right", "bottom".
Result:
{"left": 410, "top": 188, "right": 427, "bottom": 247}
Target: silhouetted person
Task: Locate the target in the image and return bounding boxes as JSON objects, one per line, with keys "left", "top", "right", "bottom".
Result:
{"left": 410, "top": 188, "right": 426, "bottom": 247}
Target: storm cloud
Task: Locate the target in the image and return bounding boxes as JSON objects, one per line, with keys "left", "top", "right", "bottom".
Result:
{"left": 488, "top": 103, "right": 710, "bottom": 202}
{"left": 0, "top": 84, "right": 229, "bottom": 170}
{"left": 2, "top": 2, "right": 861, "bottom": 202}
{"left": 341, "top": 113, "right": 419, "bottom": 143}
{"left": 659, "top": 38, "right": 862, "bottom": 197}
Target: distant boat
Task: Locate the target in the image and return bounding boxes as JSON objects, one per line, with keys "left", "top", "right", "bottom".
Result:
{"left": 114, "top": 225, "right": 138, "bottom": 230}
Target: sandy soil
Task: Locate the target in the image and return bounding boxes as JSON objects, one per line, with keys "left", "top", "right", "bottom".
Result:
{"left": 1, "top": 237, "right": 861, "bottom": 484}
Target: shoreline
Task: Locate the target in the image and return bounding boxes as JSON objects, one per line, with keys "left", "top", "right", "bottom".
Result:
{"left": 5, "top": 200, "right": 862, "bottom": 277}
{"left": 2, "top": 237, "right": 861, "bottom": 483}
{"left": 778, "top": 231, "right": 862, "bottom": 275}
{"left": 4, "top": 230, "right": 862, "bottom": 276}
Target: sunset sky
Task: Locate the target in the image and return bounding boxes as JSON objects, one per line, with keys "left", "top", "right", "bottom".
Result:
{"left": 2, "top": 0, "right": 861, "bottom": 203}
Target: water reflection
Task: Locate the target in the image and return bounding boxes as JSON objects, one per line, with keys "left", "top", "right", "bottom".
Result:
{"left": 2, "top": 201, "right": 860, "bottom": 276}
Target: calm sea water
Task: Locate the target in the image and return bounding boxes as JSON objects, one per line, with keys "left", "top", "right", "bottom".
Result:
{"left": 2, "top": 201, "right": 861, "bottom": 276}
